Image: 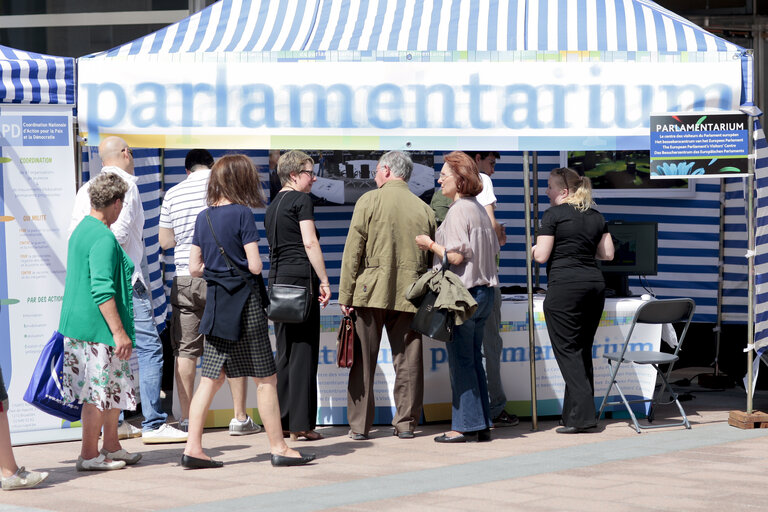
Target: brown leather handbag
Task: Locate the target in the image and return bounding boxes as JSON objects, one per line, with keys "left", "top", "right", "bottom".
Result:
{"left": 336, "top": 315, "right": 355, "bottom": 368}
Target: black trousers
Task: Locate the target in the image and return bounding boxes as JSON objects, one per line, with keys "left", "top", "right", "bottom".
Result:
{"left": 274, "top": 275, "right": 320, "bottom": 432}
{"left": 543, "top": 280, "right": 605, "bottom": 429}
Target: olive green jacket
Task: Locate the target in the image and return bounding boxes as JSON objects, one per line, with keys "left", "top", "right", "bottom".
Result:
{"left": 339, "top": 180, "right": 436, "bottom": 313}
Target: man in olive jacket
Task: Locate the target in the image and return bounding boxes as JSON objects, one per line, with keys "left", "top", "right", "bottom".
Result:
{"left": 339, "top": 151, "right": 436, "bottom": 440}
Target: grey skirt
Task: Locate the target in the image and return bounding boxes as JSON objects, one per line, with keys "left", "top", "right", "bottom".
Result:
{"left": 201, "top": 293, "right": 277, "bottom": 379}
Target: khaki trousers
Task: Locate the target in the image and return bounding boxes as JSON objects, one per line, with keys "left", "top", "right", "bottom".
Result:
{"left": 347, "top": 307, "right": 424, "bottom": 435}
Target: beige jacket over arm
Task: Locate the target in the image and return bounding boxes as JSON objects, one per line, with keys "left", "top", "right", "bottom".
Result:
{"left": 338, "top": 180, "right": 436, "bottom": 313}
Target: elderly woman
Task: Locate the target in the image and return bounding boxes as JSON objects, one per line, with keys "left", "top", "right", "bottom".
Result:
{"left": 415, "top": 151, "right": 499, "bottom": 443}
{"left": 59, "top": 172, "right": 139, "bottom": 471}
{"left": 265, "top": 151, "right": 331, "bottom": 441}
{"left": 183, "top": 154, "right": 314, "bottom": 468}
{"left": 532, "top": 167, "right": 614, "bottom": 433}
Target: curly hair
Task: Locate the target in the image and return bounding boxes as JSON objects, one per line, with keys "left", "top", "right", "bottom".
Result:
{"left": 89, "top": 172, "right": 129, "bottom": 209}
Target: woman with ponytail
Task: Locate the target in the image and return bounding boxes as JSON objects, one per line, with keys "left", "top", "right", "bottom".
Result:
{"left": 532, "top": 167, "right": 614, "bottom": 434}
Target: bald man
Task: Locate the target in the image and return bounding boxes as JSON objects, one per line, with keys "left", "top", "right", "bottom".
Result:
{"left": 69, "top": 137, "right": 188, "bottom": 445}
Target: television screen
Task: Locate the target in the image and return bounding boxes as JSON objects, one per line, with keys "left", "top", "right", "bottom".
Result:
{"left": 568, "top": 151, "right": 689, "bottom": 191}
{"left": 599, "top": 221, "right": 658, "bottom": 276}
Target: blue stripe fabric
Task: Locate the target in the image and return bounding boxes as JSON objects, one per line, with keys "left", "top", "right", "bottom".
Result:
{"left": 753, "top": 120, "right": 768, "bottom": 348}
{"left": 538, "top": 0, "right": 549, "bottom": 51}
{"left": 74, "top": 0, "right": 745, "bottom": 57}
{"left": 613, "top": 0, "right": 627, "bottom": 51}
{"left": 487, "top": 0, "right": 499, "bottom": 51}
{"left": 206, "top": 0, "right": 234, "bottom": 52}
{"left": 447, "top": 0, "right": 461, "bottom": 51}
{"left": 309, "top": 0, "right": 335, "bottom": 50}
{"left": 281, "top": 0, "right": 312, "bottom": 51}
{"left": 595, "top": 0, "right": 607, "bottom": 51}
{"left": 225, "top": 0, "right": 252, "bottom": 51}
{"left": 328, "top": 0, "right": 352, "bottom": 50}
{"left": 387, "top": 0, "right": 407, "bottom": 51}
{"left": 428, "top": 0, "right": 443, "bottom": 51}
{"left": 188, "top": 3, "right": 213, "bottom": 53}
{"left": 243, "top": 0, "right": 272, "bottom": 51}
{"left": 577, "top": 0, "right": 588, "bottom": 51}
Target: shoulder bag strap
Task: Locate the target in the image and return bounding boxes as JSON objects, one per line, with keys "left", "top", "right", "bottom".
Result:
{"left": 269, "top": 191, "right": 312, "bottom": 294}
{"left": 205, "top": 209, "right": 261, "bottom": 297}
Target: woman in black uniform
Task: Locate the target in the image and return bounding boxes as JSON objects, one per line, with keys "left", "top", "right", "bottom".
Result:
{"left": 532, "top": 167, "right": 614, "bottom": 434}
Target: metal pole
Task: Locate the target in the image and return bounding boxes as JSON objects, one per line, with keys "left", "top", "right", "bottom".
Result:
{"left": 523, "top": 151, "right": 538, "bottom": 430}
{"left": 747, "top": 171, "right": 755, "bottom": 413}
{"left": 532, "top": 152, "right": 540, "bottom": 288}
{"left": 715, "top": 184, "right": 725, "bottom": 376}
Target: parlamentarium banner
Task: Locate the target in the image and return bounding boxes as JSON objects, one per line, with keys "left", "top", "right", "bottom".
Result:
{"left": 77, "top": 53, "right": 743, "bottom": 151}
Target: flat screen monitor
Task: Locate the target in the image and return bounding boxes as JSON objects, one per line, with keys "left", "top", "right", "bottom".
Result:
{"left": 599, "top": 221, "right": 658, "bottom": 297}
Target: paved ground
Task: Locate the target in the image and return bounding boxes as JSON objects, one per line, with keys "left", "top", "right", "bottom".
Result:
{"left": 2, "top": 370, "right": 768, "bottom": 511}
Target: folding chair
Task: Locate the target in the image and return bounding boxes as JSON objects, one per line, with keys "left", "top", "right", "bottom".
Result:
{"left": 597, "top": 298, "right": 696, "bottom": 433}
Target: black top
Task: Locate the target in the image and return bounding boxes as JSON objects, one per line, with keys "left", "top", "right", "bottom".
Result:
{"left": 539, "top": 203, "right": 607, "bottom": 284}
{"left": 192, "top": 204, "right": 260, "bottom": 273}
{"left": 265, "top": 190, "right": 316, "bottom": 279}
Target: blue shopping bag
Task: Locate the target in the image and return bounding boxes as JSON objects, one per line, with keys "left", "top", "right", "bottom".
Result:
{"left": 23, "top": 331, "right": 82, "bottom": 422}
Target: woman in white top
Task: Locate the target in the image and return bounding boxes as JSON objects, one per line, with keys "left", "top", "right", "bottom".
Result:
{"left": 416, "top": 151, "right": 499, "bottom": 443}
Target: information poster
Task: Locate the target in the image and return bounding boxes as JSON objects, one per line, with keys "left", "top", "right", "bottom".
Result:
{"left": 650, "top": 111, "right": 750, "bottom": 178}
{"left": 0, "top": 105, "right": 79, "bottom": 443}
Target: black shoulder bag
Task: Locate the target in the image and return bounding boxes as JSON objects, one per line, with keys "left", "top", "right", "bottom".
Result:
{"left": 265, "top": 192, "right": 312, "bottom": 324}
{"left": 205, "top": 210, "right": 269, "bottom": 307}
{"left": 410, "top": 251, "right": 455, "bottom": 342}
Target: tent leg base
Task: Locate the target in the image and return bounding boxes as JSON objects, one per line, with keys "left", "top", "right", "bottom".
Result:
{"left": 728, "top": 410, "right": 768, "bottom": 429}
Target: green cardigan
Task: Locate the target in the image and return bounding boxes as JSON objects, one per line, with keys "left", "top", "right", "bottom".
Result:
{"left": 59, "top": 216, "right": 135, "bottom": 347}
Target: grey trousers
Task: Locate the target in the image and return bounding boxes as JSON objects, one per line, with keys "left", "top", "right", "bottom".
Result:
{"left": 347, "top": 307, "right": 424, "bottom": 435}
{"left": 482, "top": 286, "right": 507, "bottom": 418}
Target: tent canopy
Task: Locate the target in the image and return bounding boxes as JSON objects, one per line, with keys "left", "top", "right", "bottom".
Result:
{"left": 96, "top": 0, "right": 742, "bottom": 54}
{"left": 77, "top": 0, "right": 751, "bottom": 151}
{"left": 0, "top": 44, "right": 75, "bottom": 105}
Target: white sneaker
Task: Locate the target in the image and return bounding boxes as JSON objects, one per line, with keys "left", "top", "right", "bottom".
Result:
{"left": 142, "top": 423, "right": 188, "bottom": 444}
{"left": 117, "top": 422, "right": 142, "bottom": 440}
{"left": 1, "top": 467, "right": 49, "bottom": 490}
{"left": 100, "top": 448, "right": 142, "bottom": 465}
{"left": 76, "top": 454, "right": 126, "bottom": 471}
{"left": 229, "top": 415, "right": 262, "bottom": 436}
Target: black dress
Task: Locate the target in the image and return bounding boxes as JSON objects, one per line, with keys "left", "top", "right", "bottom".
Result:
{"left": 264, "top": 190, "right": 320, "bottom": 432}
{"left": 539, "top": 204, "right": 608, "bottom": 429}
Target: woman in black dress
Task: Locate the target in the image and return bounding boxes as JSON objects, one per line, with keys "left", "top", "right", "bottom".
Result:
{"left": 182, "top": 154, "right": 314, "bottom": 467}
{"left": 265, "top": 151, "right": 331, "bottom": 441}
{"left": 532, "top": 167, "right": 614, "bottom": 434}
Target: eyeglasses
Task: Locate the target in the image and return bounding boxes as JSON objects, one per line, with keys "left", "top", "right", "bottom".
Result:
{"left": 299, "top": 170, "right": 316, "bottom": 178}
{"left": 123, "top": 147, "right": 133, "bottom": 156}
{"left": 439, "top": 173, "right": 454, "bottom": 180}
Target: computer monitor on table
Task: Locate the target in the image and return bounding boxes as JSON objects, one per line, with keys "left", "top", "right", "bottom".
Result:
{"left": 599, "top": 221, "right": 658, "bottom": 297}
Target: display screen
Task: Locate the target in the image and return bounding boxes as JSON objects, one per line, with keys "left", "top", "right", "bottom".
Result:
{"left": 599, "top": 221, "right": 658, "bottom": 276}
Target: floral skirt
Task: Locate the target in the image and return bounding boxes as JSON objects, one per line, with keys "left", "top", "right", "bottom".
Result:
{"left": 62, "top": 337, "right": 137, "bottom": 412}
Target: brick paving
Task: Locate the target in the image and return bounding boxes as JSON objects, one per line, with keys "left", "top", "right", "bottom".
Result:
{"left": 1, "top": 373, "right": 767, "bottom": 512}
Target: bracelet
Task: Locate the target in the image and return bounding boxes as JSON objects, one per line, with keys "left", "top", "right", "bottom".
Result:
{"left": 429, "top": 241, "right": 435, "bottom": 251}
{"left": 320, "top": 282, "right": 330, "bottom": 286}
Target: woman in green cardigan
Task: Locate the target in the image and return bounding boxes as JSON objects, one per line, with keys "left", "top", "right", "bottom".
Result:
{"left": 59, "top": 172, "right": 138, "bottom": 471}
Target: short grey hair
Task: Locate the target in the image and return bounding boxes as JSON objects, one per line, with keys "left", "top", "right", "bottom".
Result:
{"left": 378, "top": 151, "right": 413, "bottom": 182}
{"left": 89, "top": 172, "right": 129, "bottom": 210}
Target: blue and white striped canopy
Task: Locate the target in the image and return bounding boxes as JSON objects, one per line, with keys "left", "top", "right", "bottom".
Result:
{"left": 0, "top": 44, "right": 75, "bottom": 105}
{"left": 92, "top": 0, "right": 742, "bottom": 57}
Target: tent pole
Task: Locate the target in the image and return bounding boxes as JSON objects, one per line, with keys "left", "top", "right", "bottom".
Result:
{"left": 532, "top": 152, "right": 540, "bottom": 288}
{"left": 523, "top": 151, "right": 538, "bottom": 430}
{"left": 747, "top": 171, "right": 755, "bottom": 413}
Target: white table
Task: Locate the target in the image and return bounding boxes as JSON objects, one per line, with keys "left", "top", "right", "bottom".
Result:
{"left": 183, "top": 297, "right": 660, "bottom": 426}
